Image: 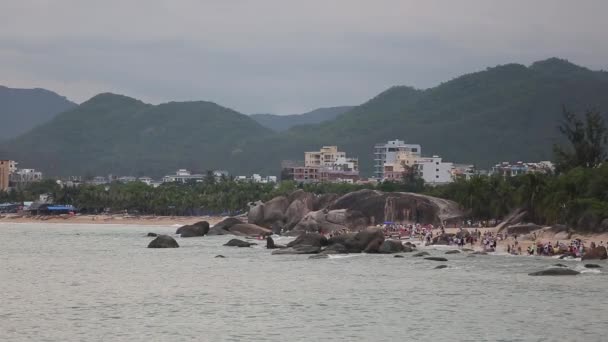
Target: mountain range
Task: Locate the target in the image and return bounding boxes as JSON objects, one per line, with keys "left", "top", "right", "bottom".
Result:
{"left": 250, "top": 106, "right": 354, "bottom": 131}
{"left": 0, "top": 86, "right": 76, "bottom": 140}
{"left": 1, "top": 58, "right": 607, "bottom": 177}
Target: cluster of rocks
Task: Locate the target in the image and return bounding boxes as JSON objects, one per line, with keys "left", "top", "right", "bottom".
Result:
{"left": 248, "top": 189, "right": 464, "bottom": 236}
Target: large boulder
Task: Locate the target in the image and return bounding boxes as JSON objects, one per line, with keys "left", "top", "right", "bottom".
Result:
{"left": 224, "top": 239, "right": 253, "bottom": 247}
{"left": 343, "top": 228, "right": 385, "bottom": 253}
{"left": 247, "top": 201, "right": 265, "bottom": 225}
{"left": 378, "top": 240, "right": 405, "bottom": 254}
{"left": 229, "top": 223, "right": 272, "bottom": 237}
{"left": 176, "top": 221, "right": 210, "bottom": 237}
{"left": 284, "top": 197, "right": 313, "bottom": 230}
{"left": 271, "top": 246, "right": 321, "bottom": 255}
{"left": 363, "top": 237, "right": 384, "bottom": 253}
{"left": 286, "top": 233, "right": 328, "bottom": 248}
{"left": 504, "top": 224, "right": 542, "bottom": 236}
{"left": 287, "top": 189, "right": 315, "bottom": 206}
{"left": 582, "top": 246, "right": 608, "bottom": 260}
{"left": 313, "top": 193, "right": 339, "bottom": 211}
{"left": 328, "top": 233, "right": 356, "bottom": 246}
{"left": 528, "top": 268, "right": 580, "bottom": 276}
{"left": 327, "top": 189, "right": 463, "bottom": 226}
{"left": 209, "top": 217, "right": 243, "bottom": 234}
{"left": 431, "top": 233, "right": 453, "bottom": 245}
{"left": 320, "top": 243, "right": 349, "bottom": 254}
{"left": 148, "top": 235, "right": 179, "bottom": 248}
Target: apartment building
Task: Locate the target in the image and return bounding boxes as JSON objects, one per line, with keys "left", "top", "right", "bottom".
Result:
{"left": 283, "top": 146, "right": 359, "bottom": 183}
{"left": 414, "top": 156, "right": 454, "bottom": 184}
{"left": 0, "top": 160, "right": 13, "bottom": 191}
{"left": 374, "top": 140, "right": 421, "bottom": 179}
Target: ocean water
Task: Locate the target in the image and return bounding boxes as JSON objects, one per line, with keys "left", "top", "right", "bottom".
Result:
{"left": 1, "top": 223, "right": 607, "bottom": 342}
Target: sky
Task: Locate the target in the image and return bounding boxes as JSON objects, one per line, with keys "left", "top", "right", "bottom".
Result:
{"left": 1, "top": 0, "right": 607, "bottom": 114}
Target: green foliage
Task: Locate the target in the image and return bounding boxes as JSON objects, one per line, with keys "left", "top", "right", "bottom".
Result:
{"left": 553, "top": 107, "right": 608, "bottom": 172}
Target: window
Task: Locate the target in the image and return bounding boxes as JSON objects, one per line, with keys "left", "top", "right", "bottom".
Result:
{"left": 411, "top": 148, "right": 418, "bottom": 152}
{"left": 436, "top": 175, "right": 439, "bottom": 178}
{"left": 436, "top": 169, "right": 439, "bottom": 172}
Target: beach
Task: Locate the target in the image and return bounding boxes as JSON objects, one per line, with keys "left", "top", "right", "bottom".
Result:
{"left": 0, "top": 213, "right": 225, "bottom": 226}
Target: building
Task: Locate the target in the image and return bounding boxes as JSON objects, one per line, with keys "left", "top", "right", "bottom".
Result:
{"left": 283, "top": 146, "right": 359, "bottom": 184}
{"left": 414, "top": 156, "right": 454, "bottom": 184}
{"left": 374, "top": 140, "right": 421, "bottom": 179}
{"left": 0, "top": 160, "right": 13, "bottom": 191}
{"left": 162, "top": 169, "right": 205, "bottom": 183}
{"left": 117, "top": 176, "right": 137, "bottom": 183}
{"left": 235, "top": 174, "right": 278, "bottom": 183}
{"left": 491, "top": 161, "right": 555, "bottom": 177}
{"left": 9, "top": 168, "right": 43, "bottom": 187}
{"left": 305, "top": 146, "right": 348, "bottom": 168}
{"left": 138, "top": 177, "right": 154, "bottom": 185}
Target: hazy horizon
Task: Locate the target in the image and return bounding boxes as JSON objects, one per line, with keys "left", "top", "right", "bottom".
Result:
{"left": 2, "top": 0, "right": 608, "bottom": 114}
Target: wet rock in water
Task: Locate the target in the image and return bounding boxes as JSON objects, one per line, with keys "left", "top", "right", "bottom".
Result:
{"left": 286, "top": 233, "right": 328, "bottom": 248}
{"left": 229, "top": 223, "right": 272, "bottom": 237}
{"left": 320, "top": 243, "right": 349, "bottom": 255}
{"left": 344, "top": 228, "right": 385, "bottom": 253}
{"left": 207, "top": 217, "right": 244, "bottom": 235}
{"left": 558, "top": 253, "right": 576, "bottom": 259}
{"left": 378, "top": 240, "right": 405, "bottom": 254}
{"left": 402, "top": 245, "right": 414, "bottom": 253}
{"left": 412, "top": 251, "right": 430, "bottom": 257}
{"left": 147, "top": 232, "right": 158, "bottom": 237}
{"left": 309, "top": 254, "right": 329, "bottom": 259}
{"left": 445, "top": 250, "right": 461, "bottom": 254}
{"left": 266, "top": 236, "right": 279, "bottom": 249}
{"left": 461, "top": 248, "right": 473, "bottom": 252}
{"left": 434, "top": 265, "right": 448, "bottom": 269}
{"left": 224, "top": 239, "right": 253, "bottom": 247}
{"left": 581, "top": 246, "right": 608, "bottom": 260}
{"left": 394, "top": 254, "right": 405, "bottom": 258}
{"left": 552, "top": 263, "right": 568, "bottom": 267}
{"left": 176, "top": 221, "right": 210, "bottom": 237}
{"left": 528, "top": 268, "right": 580, "bottom": 276}
{"left": 272, "top": 246, "right": 321, "bottom": 255}
{"left": 425, "top": 257, "right": 448, "bottom": 262}
{"left": 471, "top": 251, "right": 488, "bottom": 255}
{"left": 148, "top": 235, "right": 179, "bottom": 248}
{"left": 584, "top": 264, "right": 602, "bottom": 268}
{"left": 363, "top": 237, "right": 384, "bottom": 253}
{"left": 215, "top": 255, "right": 226, "bottom": 258}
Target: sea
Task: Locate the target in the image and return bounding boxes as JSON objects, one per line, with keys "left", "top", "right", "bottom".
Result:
{"left": 1, "top": 223, "right": 607, "bottom": 342}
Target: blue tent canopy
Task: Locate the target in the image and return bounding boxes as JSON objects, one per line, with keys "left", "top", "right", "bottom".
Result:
{"left": 47, "top": 205, "right": 76, "bottom": 211}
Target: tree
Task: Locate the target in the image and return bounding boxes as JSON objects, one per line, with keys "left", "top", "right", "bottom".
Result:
{"left": 553, "top": 107, "right": 607, "bottom": 172}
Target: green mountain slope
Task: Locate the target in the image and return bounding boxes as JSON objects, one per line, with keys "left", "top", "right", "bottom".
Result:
{"left": 238, "top": 58, "right": 608, "bottom": 175}
{"left": 0, "top": 86, "right": 77, "bottom": 140}
{"left": 0, "top": 93, "right": 272, "bottom": 177}
{"left": 251, "top": 106, "right": 354, "bottom": 131}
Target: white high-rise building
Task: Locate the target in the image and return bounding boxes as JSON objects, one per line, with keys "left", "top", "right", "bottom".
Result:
{"left": 373, "top": 140, "right": 421, "bottom": 179}
{"left": 414, "top": 156, "right": 453, "bottom": 184}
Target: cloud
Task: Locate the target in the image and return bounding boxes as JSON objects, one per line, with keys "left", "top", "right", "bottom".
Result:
{"left": 1, "top": 0, "right": 607, "bottom": 113}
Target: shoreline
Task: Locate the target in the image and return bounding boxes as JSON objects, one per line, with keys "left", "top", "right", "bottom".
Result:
{"left": 0, "top": 214, "right": 226, "bottom": 226}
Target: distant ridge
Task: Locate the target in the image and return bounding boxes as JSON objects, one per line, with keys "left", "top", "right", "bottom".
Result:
{"left": 2, "top": 58, "right": 608, "bottom": 177}
{"left": 251, "top": 106, "right": 354, "bottom": 131}
{"left": 0, "top": 86, "right": 77, "bottom": 140}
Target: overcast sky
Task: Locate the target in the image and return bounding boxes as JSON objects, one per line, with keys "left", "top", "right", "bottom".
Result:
{"left": 1, "top": 0, "right": 607, "bottom": 114}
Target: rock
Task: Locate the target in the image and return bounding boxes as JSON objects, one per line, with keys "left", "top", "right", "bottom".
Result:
{"left": 504, "top": 223, "right": 542, "bottom": 236}
{"left": 228, "top": 223, "right": 272, "bottom": 237}
{"left": 363, "top": 237, "right": 384, "bottom": 253}
{"left": 471, "top": 251, "right": 488, "bottom": 255}
{"left": 402, "top": 245, "right": 414, "bottom": 253}
{"left": 261, "top": 196, "right": 290, "bottom": 227}
{"left": 552, "top": 263, "right": 568, "bottom": 267}
{"left": 431, "top": 233, "right": 453, "bottom": 245}
{"left": 394, "top": 254, "right": 405, "bottom": 258}
{"left": 425, "top": 257, "right": 448, "bottom": 262}
{"left": 215, "top": 255, "right": 226, "bottom": 258}
{"left": 343, "top": 228, "right": 385, "bottom": 253}
{"left": 208, "top": 217, "right": 244, "bottom": 235}
{"left": 413, "top": 251, "right": 430, "bottom": 257}
{"left": 434, "top": 265, "right": 448, "bottom": 269}
{"left": 445, "top": 250, "right": 461, "bottom": 254}
{"left": 148, "top": 235, "right": 179, "bottom": 248}
{"left": 271, "top": 246, "right": 321, "bottom": 255}
{"left": 271, "top": 222, "right": 283, "bottom": 235}
{"left": 328, "top": 233, "right": 356, "bottom": 246}
{"left": 247, "top": 201, "right": 265, "bottom": 226}
{"left": 327, "top": 189, "right": 464, "bottom": 226}
{"left": 147, "top": 232, "right": 158, "bottom": 237}
{"left": 313, "top": 193, "right": 339, "bottom": 211}
{"left": 496, "top": 208, "right": 528, "bottom": 232}
{"left": 584, "top": 264, "right": 602, "bottom": 268}
{"left": 284, "top": 198, "right": 313, "bottom": 230}
{"left": 290, "top": 209, "right": 367, "bottom": 235}
{"left": 266, "top": 236, "right": 278, "bottom": 249}
{"left": 320, "top": 243, "right": 349, "bottom": 254}
{"left": 528, "top": 268, "right": 580, "bottom": 276}
{"left": 378, "top": 240, "right": 405, "bottom": 254}
{"left": 286, "top": 233, "right": 328, "bottom": 248}
{"left": 582, "top": 246, "right": 608, "bottom": 260}
{"left": 224, "top": 239, "right": 253, "bottom": 247}
{"left": 461, "top": 248, "right": 473, "bottom": 252}
{"left": 288, "top": 189, "right": 314, "bottom": 206}
{"left": 309, "top": 254, "right": 329, "bottom": 259}
{"left": 176, "top": 221, "right": 210, "bottom": 237}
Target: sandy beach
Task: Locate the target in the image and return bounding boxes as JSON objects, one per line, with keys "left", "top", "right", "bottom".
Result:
{"left": 0, "top": 213, "right": 226, "bottom": 226}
